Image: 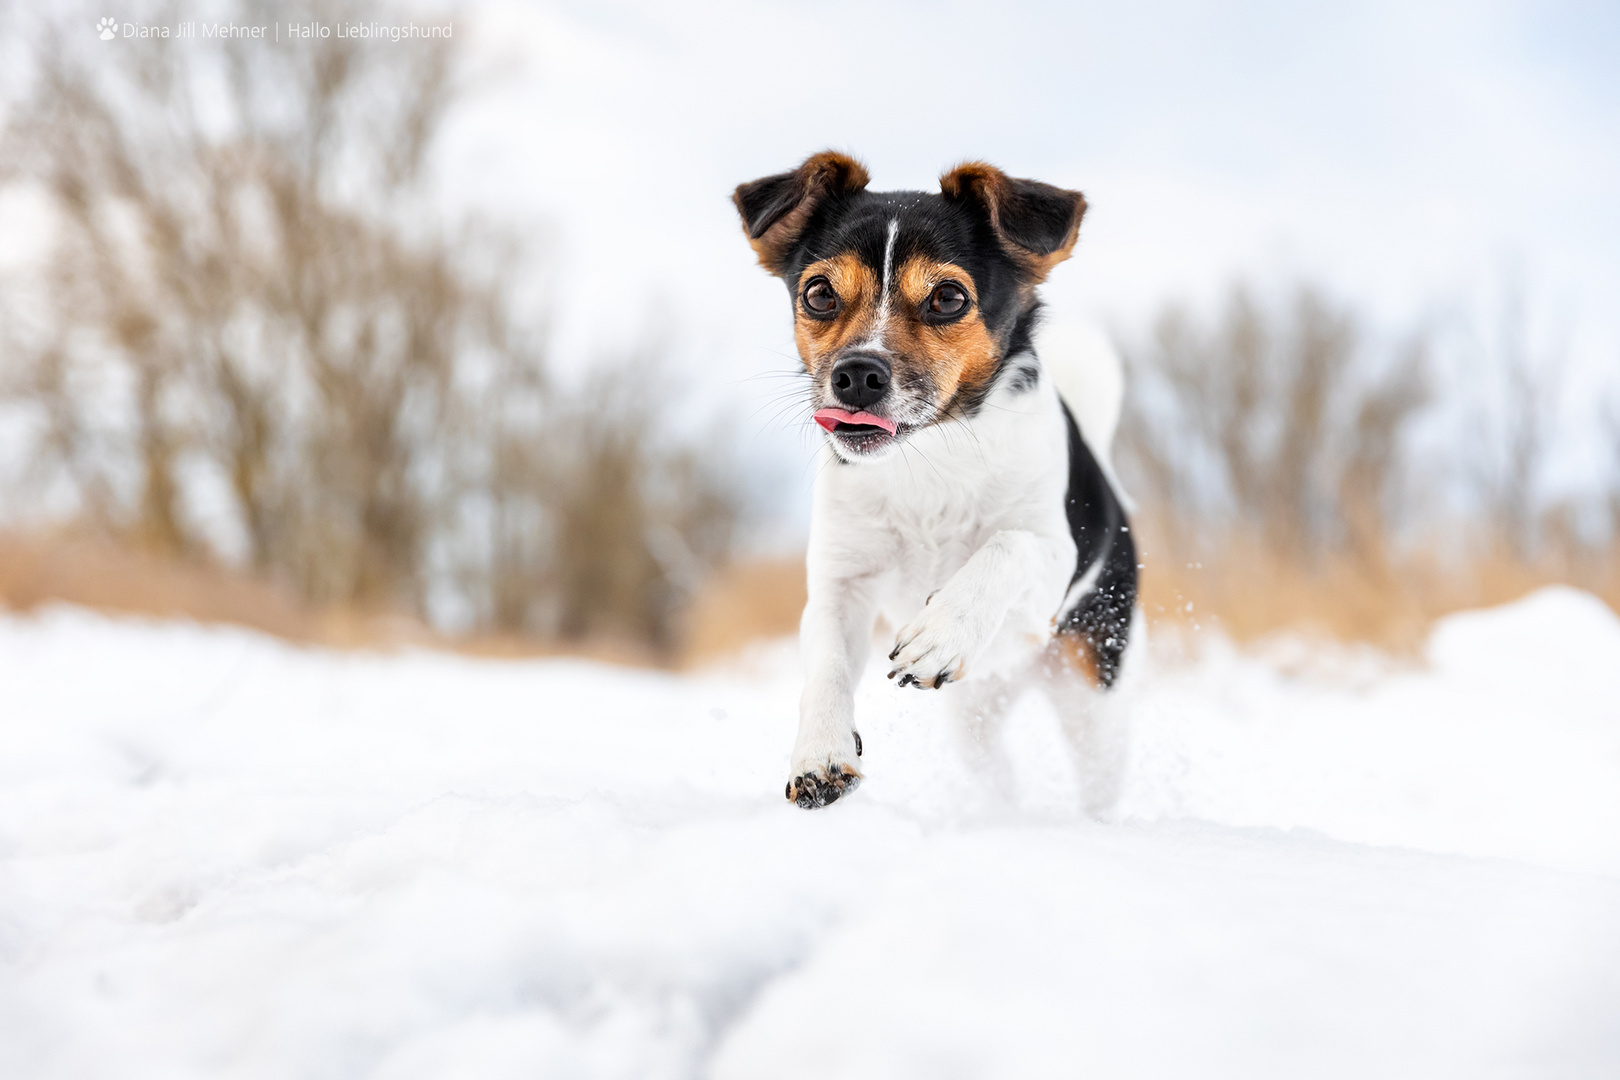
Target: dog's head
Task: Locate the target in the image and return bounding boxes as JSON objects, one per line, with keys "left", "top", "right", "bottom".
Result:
{"left": 734, "top": 151, "right": 1085, "bottom": 461}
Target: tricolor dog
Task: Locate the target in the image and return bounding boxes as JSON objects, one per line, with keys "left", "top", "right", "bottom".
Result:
{"left": 733, "top": 152, "right": 1137, "bottom": 809}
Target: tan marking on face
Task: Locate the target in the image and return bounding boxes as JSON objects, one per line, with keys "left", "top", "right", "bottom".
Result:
{"left": 888, "top": 255, "right": 1001, "bottom": 407}
{"left": 793, "top": 250, "right": 1004, "bottom": 421}
{"left": 792, "top": 252, "right": 879, "bottom": 374}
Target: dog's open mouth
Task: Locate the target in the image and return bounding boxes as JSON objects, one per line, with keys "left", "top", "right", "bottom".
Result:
{"left": 813, "top": 408, "right": 898, "bottom": 441}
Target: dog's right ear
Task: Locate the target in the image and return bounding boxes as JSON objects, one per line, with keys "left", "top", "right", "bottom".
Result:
{"left": 939, "top": 162, "right": 1086, "bottom": 284}
{"left": 733, "top": 151, "right": 870, "bottom": 276}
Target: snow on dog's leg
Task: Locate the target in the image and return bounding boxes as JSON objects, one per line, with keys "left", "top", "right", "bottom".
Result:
{"left": 788, "top": 576, "right": 878, "bottom": 809}
{"left": 950, "top": 669, "right": 1024, "bottom": 806}
{"left": 1042, "top": 638, "right": 1129, "bottom": 819}
{"left": 888, "top": 530, "right": 1063, "bottom": 690}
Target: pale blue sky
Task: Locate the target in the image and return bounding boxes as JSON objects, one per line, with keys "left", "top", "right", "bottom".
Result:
{"left": 436, "top": 0, "right": 1617, "bottom": 511}
{"left": 449, "top": 0, "right": 1615, "bottom": 332}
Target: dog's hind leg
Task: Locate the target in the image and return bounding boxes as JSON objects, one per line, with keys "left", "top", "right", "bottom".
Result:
{"left": 1042, "top": 638, "right": 1130, "bottom": 820}
{"left": 948, "top": 669, "right": 1026, "bottom": 807}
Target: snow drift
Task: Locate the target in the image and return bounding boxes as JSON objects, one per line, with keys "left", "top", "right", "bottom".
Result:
{"left": 1, "top": 587, "right": 1617, "bottom": 1078}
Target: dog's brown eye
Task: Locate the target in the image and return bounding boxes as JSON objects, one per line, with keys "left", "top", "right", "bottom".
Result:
{"left": 803, "top": 277, "right": 838, "bottom": 315}
{"left": 929, "top": 282, "right": 969, "bottom": 317}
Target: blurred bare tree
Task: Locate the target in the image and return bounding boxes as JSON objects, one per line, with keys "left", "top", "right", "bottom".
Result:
{"left": 1607, "top": 399, "right": 1620, "bottom": 539}
{"left": 1118, "top": 284, "right": 1429, "bottom": 569}
{"left": 1117, "top": 279, "right": 1620, "bottom": 644}
{"left": 1471, "top": 280, "right": 1564, "bottom": 563}
{"left": 0, "top": 0, "right": 741, "bottom": 650}
{"left": 475, "top": 353, "right": 739, "bottom": 646}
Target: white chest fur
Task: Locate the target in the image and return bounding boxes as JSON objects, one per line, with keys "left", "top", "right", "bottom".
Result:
{"left": 806, "top": 359, "right": 1078, "bottom": 659}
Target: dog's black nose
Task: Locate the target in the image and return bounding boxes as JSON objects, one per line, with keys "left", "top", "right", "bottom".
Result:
{"left": 830, "top": 354, "right": 891, "bottom": 410}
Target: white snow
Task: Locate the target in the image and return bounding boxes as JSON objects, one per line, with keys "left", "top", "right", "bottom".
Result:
{"left": 2, "top": 586, "right": 1618, "bottom": 1078}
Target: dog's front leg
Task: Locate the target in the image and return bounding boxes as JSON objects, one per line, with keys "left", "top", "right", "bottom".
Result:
{"left": 888, "top": 529, "right": 1065, "bottom": 689}
{"left": 786, "top": 574, "right": 878, "bottom": 809}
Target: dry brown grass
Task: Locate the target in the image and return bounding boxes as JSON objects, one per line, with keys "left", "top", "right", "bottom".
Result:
{"left": 0, "top": 530, "right": 329, "bottom": 641}
{"left": 667, "top": 539, "right": 1620, "bottom": 663}
{"left": 679, "top": 556, "right": 807, "bottom": 666}
{"left": 1135, "top": 521, "right": 1620, "bottom": 651}
{"left": 0, "top": 526, "right": 791, "bottom": 665}
{"left": 0, "top": 529, "right": 663, "bottom": 666}
{"left": 671, "top": 534, "right": 1620, "bottom": 663}
{"left": 6, "top": 530, "right": 1614, "bottom": 665}
{"left": 681, "top": 544, "right": 1620, "bottom": 661}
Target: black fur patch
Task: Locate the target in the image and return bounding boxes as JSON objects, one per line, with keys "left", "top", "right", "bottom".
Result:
{"left": 1056, "top": 401, "right": 1137, "bottom": 687}
{"left": 736, "top": 173, "right": 810, "bottom": 239}
{"left": 1003, "top": 359, "right": 1040, "bottom": 394}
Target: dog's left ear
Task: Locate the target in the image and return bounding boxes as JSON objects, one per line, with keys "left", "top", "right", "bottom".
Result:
{"left": 734, "top": 151, "right": 871, "bottom": 276}
{"left": 939, "top": 162, "right": 1086, "bottom": 283}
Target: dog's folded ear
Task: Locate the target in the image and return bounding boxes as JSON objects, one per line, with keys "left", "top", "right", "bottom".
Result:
{"left": 734, "top": 151, "right": 871, "bottom": 275}
{"left": 939, "top": 162, "right": 1086, "bottom": 283}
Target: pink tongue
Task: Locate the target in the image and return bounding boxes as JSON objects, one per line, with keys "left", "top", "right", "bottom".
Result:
{"left": 814, "top": 408, "right": 898, "bottom": 435}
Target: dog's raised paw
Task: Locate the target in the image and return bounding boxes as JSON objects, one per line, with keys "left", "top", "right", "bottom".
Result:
{"left": 887, "top": 595, "right": 972, "bottom": 689}
{"left": 786, "top": 763, "right": 862, "bottom": 809}
{"left": 887, "top": 628, "right": 959, "bottom": 689}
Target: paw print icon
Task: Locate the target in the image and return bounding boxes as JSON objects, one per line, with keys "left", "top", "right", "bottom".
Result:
{"left": 97, "top": 17, "right": 117, "bottom": 40}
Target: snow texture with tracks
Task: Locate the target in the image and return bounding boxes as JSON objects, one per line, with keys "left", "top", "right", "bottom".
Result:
{"left": 2, "top": 586, "right": 1618, "bottom": 1078}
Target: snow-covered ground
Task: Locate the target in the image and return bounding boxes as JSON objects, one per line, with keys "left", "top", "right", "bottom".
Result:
{"left": 2, "top": 587, "right": 1618, "bottom": 1078}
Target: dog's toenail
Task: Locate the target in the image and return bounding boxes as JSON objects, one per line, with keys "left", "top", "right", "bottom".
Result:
{"left": 854, "top": 731, "right": 862, "bottom": 756}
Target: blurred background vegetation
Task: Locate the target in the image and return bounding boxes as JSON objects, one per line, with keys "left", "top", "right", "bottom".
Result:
{"left": 1117, "top": 283, "right": 1620, "bottom": 648}
{"left": 0, "top": 0, "right": 1615, "bottom": 662}
{"left": 0, "top": 0, "right": 746, "bottom": 660}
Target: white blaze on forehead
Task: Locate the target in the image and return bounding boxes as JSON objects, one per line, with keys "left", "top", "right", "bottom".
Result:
{"left": 862, "top": 217, "right": 901, "bottom": 352}
{"left": 879, "top": 218, "right": 899, "bottom": 307}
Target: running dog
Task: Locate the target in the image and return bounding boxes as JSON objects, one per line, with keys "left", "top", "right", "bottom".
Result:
{"left": 733, "top": 152, "right": 1136, "bottom": 809}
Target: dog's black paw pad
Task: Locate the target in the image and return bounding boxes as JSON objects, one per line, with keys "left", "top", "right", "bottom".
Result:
{"left": 787, "top": 764, "right": 862, "bottom": 809}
